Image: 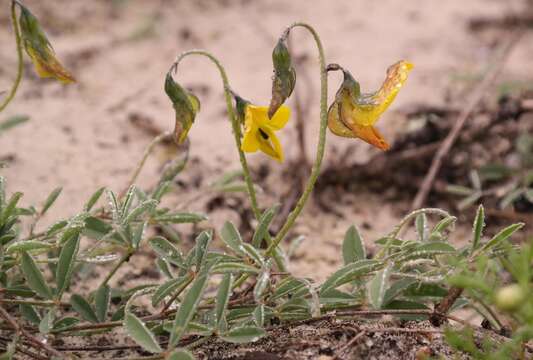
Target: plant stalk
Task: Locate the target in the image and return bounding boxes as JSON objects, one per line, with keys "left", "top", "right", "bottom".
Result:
{"left": 266, "top": 22, "right": 328, "bottom": 256}
{"left": 0, "top": 1, "right": 24, "bottom": 113}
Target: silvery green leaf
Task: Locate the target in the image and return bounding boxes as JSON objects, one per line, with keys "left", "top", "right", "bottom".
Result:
{"left": 194, "top": 230, "right": 212, "bottom": 270}
{"left": 121, "top": 185, "right": 137, "bottom": 217}
{"left": 0, "top": 115, "right": 29, "bottom": 134}
{"left": 241, "top": 243, "right": 264, "bottom": 266}
{"left": 70, "top": 294, "right": 98, "bottom": 323}
{"left": 220, "top": 326, "right": 266, "bottom": 344}
{"left": 271, "top": 277, "right": 306, "bottom": 300}
{"left": 415, "top": 213, "right": 428, "bottom": 242}
{"left": 480, "top": 223, "right": 524, "bottom": 252}
{"left": 321, "top": 260, "right": 380, "bottom": 292}
{"left": 19, "top": 304, "right": 40, "bottom": 325}
{"left": 151, "top": 274, "right": 193, "bottom": 307}
{"left": 124, "top": 312, "right": 162, "bottom": 354}
{"left": 95, "top": 285, "right": 111, "bottom": 322}
{"left": 52, "top": 317, "right": 79, "bottom": 332}
{"left": 471, "top": 205, "right": 484, "bottom": 253}
{"left": 6, "top": 240, "right": 53, "bottom": 254}
{"left": 382, "top": 278, "right": 417, "bottom": 307}
{"left": 252, "top": 205, "right": 279, "bottom": 248}
{"left": 0, "top": 192, "right": 22, "bottom": 224}
{"left": 368, "top": 263, "right": 392, "bottom": 309}
{"left": 84, "top": 187, "right": 105, "bottom": 212}
{"left": 38, "top": 309, "right": 54, "bottom": 334}
{"left": 149, "top": 236, "right": 185, "bottom": 268}
{"left": 55, "top": 233, "right": 80, "bottom": 299}
{"left": 215, "top": 274, "right": 233, "bottom": 330}
{"left": 342, "top": 225, "right": 366, "bottom": 264}
{"left": 41, "top": 187, "right": 62, "bottom": 215}
{"left": 123, "top": 199, "right": 158, "bottom": 225}
{"left": 20, "top": 252, "right": 53, "bottom": 300}
{"left": 211, "top": 262, "right": 259, "bottom": 274}
{"left": 253, "top": 271, "right": 270, "bottom": 302}
{"left": 220, "top": 221, "right": 245, "bottom": 256}
{"left": 253, "top": 305, "right": 265, "bottom": 328}
{"left": 169, "top": 272, "right": 210, "bottom": 347}
{"left": 153, "top": 212, "right": 207, "bottom": 224}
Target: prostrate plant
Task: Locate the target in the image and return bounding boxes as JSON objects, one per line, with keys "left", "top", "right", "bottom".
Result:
{"left": 0, "top": 4, "right": 528, "bottom": 359}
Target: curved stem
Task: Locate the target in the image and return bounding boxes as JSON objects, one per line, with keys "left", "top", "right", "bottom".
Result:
{"left": 120, "top": 131, "right": 173, "bottom": 199}
{"left": 172, "top": 50, "right": 287, "bottom": 270}
{"left": 266, "top": 23, "right": 328, "bottom": 256}
{"left": 172, "top": 50, "right": 260, "bottom": 217}
{"left": 0, "top": 1, "right": 24, "bottom": 113}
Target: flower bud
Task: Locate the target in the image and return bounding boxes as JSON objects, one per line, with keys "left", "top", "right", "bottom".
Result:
{"left": 268, "top": 39, "right": 296, "bottom": 118}
{"left": 164, "top": 72, "right": 200, "bottom": 145}
{"left": 18, "top": 4, "right": 75, "bottom": 83}
{"left": 494, "top": 284, "right": 526, "bottom": 312}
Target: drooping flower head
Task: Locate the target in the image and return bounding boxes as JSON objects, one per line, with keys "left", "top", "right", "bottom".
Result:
{"left": 165, "top": 72, "right": 200, "bottom": 145}
{"left": 18, "top": 4, "right": 75, "bottom": 84}
{"left": 238, "top": 96, "right": 290, "bottom": 162}
{"left": 327, "top": 60, "right": 413, "bottom": 150}
{"left": 268, "top": 38, "right": 296, "bottom": 119}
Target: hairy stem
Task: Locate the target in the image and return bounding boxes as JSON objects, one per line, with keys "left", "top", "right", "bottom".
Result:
{"left": 266, "top": 23, "right": 328, "bottom": 256}
{"left": 120, "top": 131, "right": 173, "bottom": 199}
{"left": 98, "top": 250, "right": 132, "bottom": 288}
{"left": 171, "top": 50, "right": 287, "bottom": 269}
{"left": 0, "top": 1, "right": 24, "bottom": 113}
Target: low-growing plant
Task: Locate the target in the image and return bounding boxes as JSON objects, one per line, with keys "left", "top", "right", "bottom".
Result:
{"left": 0, "top": 2, "right": 529, "bottom": 359}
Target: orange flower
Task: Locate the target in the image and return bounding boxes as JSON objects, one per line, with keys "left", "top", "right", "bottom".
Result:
{"left": 328, "top": 61, "right": 413, "bottom": 150}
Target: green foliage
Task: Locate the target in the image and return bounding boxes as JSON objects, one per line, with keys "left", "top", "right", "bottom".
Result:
{"left": 447, "top": 133, "right": 533, "bottom": 211}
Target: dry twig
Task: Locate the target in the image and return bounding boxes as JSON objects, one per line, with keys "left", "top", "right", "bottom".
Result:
{"left": 411, "top": 29, "right": 523, "bottom": 210}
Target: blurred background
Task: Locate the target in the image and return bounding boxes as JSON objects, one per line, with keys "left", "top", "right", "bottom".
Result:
{"left": 1, "top": 0, "right": 532, "bottom": 280}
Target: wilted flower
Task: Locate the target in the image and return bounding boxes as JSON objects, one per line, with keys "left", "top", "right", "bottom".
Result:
{"left": 165, "top": 72, "right": 200, "bottom": 144}
{"left": 268, "top": 39, "right": 296, "bottom": 119}
{"left": 18, "top": 4, "right": 75, "bottom": 84}
{"left": 327, "top": 60, "right": 413, "bottom": 150}
{"left": 241, "top": 103, "right": 290, "bottom": 162}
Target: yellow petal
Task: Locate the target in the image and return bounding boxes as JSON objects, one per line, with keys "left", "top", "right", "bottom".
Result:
{"left": 246, "top": 105, "right": 270, "bottom": 127}
{"left": 268, "top": 105, "right": 290, "bottom": 130}
{"left": 350, "top": 124, "right": 390, "bottom": 151}
{"left": 241, "top": 121, "right": 260, "bottom": 152}
{"left": 256, "top": 127, "right": 283, "bottom": 162}
{"left": 349, "top": 60, "right": 412, "bottom": 127}
{"left": 327, "top": 101, "right": 355, "bottom": 138}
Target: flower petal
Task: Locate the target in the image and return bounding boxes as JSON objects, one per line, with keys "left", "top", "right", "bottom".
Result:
{"left": 246, "top": 105, "right": 270, "bottom": 127}
{"left": 327, "top": 101, "right": 355, "bottom": 138}
{"left": 350, "top": 124, "right": 390, "bottom": 151}
{"left": 268, "top": 105, "right": 290, "bottom": 130}
{"left": 241, "top": 121, "right": 260, "bottom": 152}
{"left": 257, "top": 127, "right": 283, "bottom": 162}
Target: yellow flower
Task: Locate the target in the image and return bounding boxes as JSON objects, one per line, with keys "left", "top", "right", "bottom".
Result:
{"left": 328, "top": 60, "right": 413, "bottom": 150}
{"left": 241, "top": 105, "right": 290, "bottom": 162}
{"left": 19, "top": 5, "right": 75, "bottom": 84}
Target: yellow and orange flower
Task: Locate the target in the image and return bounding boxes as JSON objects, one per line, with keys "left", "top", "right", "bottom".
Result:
{"left": 328, "top": 61, "right": 413, "bottom": 150}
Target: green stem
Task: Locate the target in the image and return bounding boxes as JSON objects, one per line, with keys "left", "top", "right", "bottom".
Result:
{"left": 0, "top": 1, "right": 24, "bottom": 113}
{"left": 120, "top": 131, "right": 173, "bottom": 199}
{"left": 171, "top": 50, "right": 287, "bottom": 270}
{"left": 266, "top": 23, "right": 328, "bottom": 256}
{"left": 98, "top": 250, "right": 132, "bottom": 288}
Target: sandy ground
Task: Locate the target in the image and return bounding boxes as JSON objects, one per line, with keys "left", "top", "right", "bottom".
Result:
{"left": 1, "top": 0, "right": 532, "bottom": 282}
